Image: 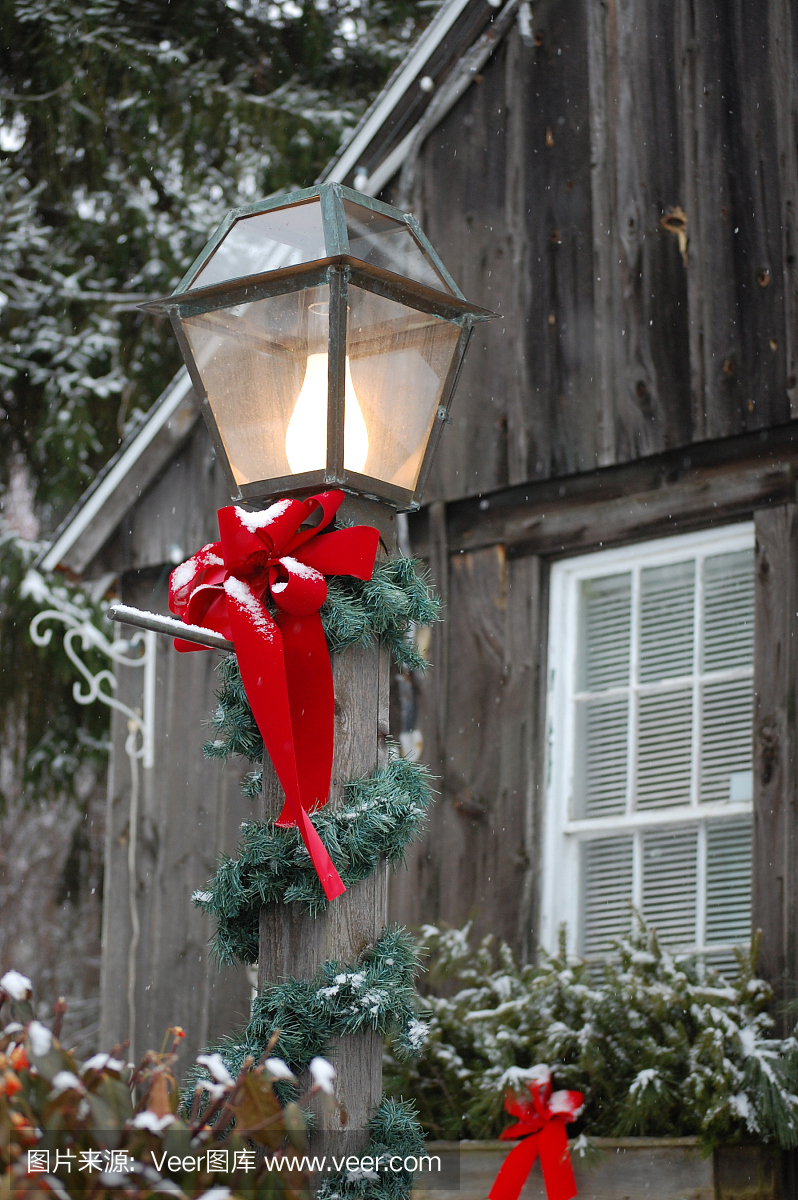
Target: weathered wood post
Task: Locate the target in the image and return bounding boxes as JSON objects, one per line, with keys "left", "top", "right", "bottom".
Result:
{"left": 258, "top": 497, "right": 395, "bottom": 1144}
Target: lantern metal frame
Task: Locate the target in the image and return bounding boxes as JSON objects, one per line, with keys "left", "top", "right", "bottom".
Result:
{"left": 141, "top": 183, "right": 495, "bottom": 511}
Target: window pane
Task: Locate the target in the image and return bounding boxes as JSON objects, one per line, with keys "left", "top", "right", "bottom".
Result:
{"left": 580, "top": 836, "right": 633, "bottom": 956}
{"left": 343, "top": 200, "right": 452, "bottom": 293}
{"left": 639, "top": 560, "right": 694, "bottom": 682}
{"left": 702, "top": 550, "right": 754, "bottom": 672}
{"left": 700, "top": 678, "right": 753, "bottom": 802}
{"left": 180, "top": 285, "right": 328, "bottom": 486}
{"left": 574, "top": 697, "right": 628, "bottom": 818}
{"left": 705, "top": 820, "right": 752, "bottom": 943}
{"left": 578, "top": 573, "right": 631, "bottom": 691}
{"left": 346, "top": 285, "right": 461, "bottom": 491}
{"left": 642, "top": 827, "right": 698, "bottom": 945}
{"left": 191, "top": 200, "right": 326, "bottom": 289}
{"left": 636, "top": 689, "right": 692, "bottom": 808}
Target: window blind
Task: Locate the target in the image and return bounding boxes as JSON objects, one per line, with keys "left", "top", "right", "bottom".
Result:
{"left": 705, "top": 819, "right": 752, "bottom": 943}
{"left": 641, "top": 827, "right": 698, "bottom": 944}
{"left": 581, "top": 836, "right": 634, "bottom": 957}
{"left": 568, "top": 538, "right": 754, "bottom": 965}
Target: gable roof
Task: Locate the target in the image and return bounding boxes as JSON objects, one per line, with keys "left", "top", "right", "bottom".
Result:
{"left": 38, "top": 0, "right": 520, "bottom": 576}
{"left": 35, "top": 370, "right": 198, "bottom": 576}
{"left": 322, "top": 0, "right": 521, "bottom": 196}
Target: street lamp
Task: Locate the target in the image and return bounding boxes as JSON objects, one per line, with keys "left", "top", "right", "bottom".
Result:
{"left": 105, "top": 183, "right": 495, "bottom": 1141}
{"left": 141, "top": 182, "right": 493, "bottom": 511}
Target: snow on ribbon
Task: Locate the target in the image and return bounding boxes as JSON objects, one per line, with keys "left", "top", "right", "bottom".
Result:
{"left": 488, "top": 1069, "right": 584, "bottom": 1200}
{"left": 168, "top": 491, "right": 380, "bottom": 901}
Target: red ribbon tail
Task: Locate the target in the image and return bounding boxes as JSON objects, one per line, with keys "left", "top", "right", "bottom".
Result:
{"left": 174, "top": 638, "right": 210, "bottom": 653}
{"left": 489, "top": 1137, "right": 540, "bottom": 1200}
{"left": 538, "top": 1121, "right": 577, "bottom": 1200}
{"left": 296, "top": 807, "right": 346, "bottom": 901}
{"left": 277, "top": 611, "right": 335, "bottom": 813}
{"left": 225, "top": 587, "right": 346, "bottom": 902}
{"left": 489, "top": 1123, "right": 576, "bottom": 1200}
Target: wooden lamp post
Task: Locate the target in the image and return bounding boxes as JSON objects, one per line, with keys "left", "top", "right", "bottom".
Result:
{"left": 110, "top": 181, "right": 492, "bottom": 1141}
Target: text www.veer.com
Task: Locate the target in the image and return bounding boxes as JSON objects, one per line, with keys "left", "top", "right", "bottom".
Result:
{"left": 147, "top": 1152, "right": 442, "bottom": 1176}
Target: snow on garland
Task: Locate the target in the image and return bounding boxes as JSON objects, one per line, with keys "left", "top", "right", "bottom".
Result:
{"left": 192, "top": 926, "right": 427, "bottom": 1081}
{"left": 193, "top": 756, "right": 435, "bottom": 965}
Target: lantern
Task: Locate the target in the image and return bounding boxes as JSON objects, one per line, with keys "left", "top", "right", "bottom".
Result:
{"left": 142, "top": 183, "right": 494, "bottom": 510}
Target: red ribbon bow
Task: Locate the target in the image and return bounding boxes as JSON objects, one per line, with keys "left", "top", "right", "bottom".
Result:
{"left": 489, "top": 1070, "right": 583, "bottom": 1200}
{"left": 169, "top": 490, "right": 380, "bottom": 902}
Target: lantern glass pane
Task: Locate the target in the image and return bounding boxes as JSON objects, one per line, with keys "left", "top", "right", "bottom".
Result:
{"left": 343, "top": 201, "right": 453, "bottom": 294}
{"left": 180, "top": 285, "right": 330, "bottom": 486}
{"left": 346, "top": 284, "right": 461, "bottom": 492}
{"left": 191, "top": 200, "right": 326, "bottom": 290}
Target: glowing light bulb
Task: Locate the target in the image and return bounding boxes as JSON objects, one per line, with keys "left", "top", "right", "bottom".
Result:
{"left": 285, "top": 352, "right": 368, "bottom": 474}
{"left": 285, "top": 353, "right": 327, "bottom": 474}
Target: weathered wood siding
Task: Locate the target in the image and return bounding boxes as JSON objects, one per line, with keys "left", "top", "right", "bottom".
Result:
{"left": 381, "top": 0, "right": 798, "bottom": 968}
{"left": 753, "top": 505, "right": 798, "bottom": 1020}
{"left": 100, "top": 567, "right": 252, "bottom": 1070}
{"left": 396, "top": 445, "right": 798, "bottom": 959}
{"left": 92, "top": 419, "right": 231, "bottom": 578}
{"left": 389, "top": 540, "right": 547, "bottom": 957}
{"left": 386, "top": 0, "right": 798, "bottom": 503}
{"left": 95, "top": 423, "right": 256, "bottom": 1067}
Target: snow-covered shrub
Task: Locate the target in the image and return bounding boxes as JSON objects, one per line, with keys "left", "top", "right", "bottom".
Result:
{"left": 385, "top": 920, "right": 798, "bottom": 1150}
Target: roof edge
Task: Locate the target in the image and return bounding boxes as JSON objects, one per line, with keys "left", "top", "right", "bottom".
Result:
{"left": 320, "top": 0, "right": 482, "bottom": 186}
{"left": 36, "top": 369, "right": 194, "bottom": 574}
{"left": 321, "top": 0, "right": 521, "bottom": 198}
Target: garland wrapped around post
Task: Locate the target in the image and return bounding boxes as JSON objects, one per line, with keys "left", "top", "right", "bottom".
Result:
{"left": 177, "top": 503, "right": 440, "bottom": 1200}
{"left": 193, "top": 755, "right": 435, "bottom": 964}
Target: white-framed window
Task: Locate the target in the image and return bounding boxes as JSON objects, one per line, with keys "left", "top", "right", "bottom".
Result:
{"left": 541, "top": 523, "right": 754, "bottom": 972}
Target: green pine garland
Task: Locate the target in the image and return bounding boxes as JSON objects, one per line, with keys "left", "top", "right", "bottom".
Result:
{"left": 321, "top": 557, "right": 439, "bottom": 672}
{"left": 195, "top": 926, "right": 427, "bottom": 1080}
{"left": 184, "top": 929, "right": 429, "bottom": 1200}
{"left": 317, "top": 1098, "right": 426, "bottom": 1200}
{"left": 193, "top": 757, "right": 435, "bottom": 964}
{"left": 203, "top": 557, "right": 440, "bottom": 795}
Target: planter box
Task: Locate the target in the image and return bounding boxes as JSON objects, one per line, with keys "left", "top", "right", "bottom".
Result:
{"left": 412, "top": 1139, "right": 797, "bottom": 1200}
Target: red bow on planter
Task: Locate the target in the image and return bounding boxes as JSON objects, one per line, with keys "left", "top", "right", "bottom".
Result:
{"left": 488, "top": 1069, "right": 583, "bottom": 1200}
{"left": 168, "top": 490, "right": 380, "bottom": 902}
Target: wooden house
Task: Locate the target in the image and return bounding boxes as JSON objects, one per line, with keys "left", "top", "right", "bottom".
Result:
{"left": 38, "top": 0, "right": 798, "bottom": 1057}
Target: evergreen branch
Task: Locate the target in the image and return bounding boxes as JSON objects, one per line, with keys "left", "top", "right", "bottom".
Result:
{"left": 385, "top": 919, "right": 798, "bottom": 1151}
{"left": 323, "top": 557, "right": 440, "bottom": 673}
{"left": 203, "top": 653, "right": 264, "bottom": 766}
{"left": 193, "top": 757, "right": 435, "bottom": 964}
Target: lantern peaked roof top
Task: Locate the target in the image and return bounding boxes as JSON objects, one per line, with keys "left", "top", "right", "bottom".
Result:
{"left": 36, "top": 0, "right": 521, "bottom": 577}
{"left": 159, "top": 184, "right": 466, "bottom": 304}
